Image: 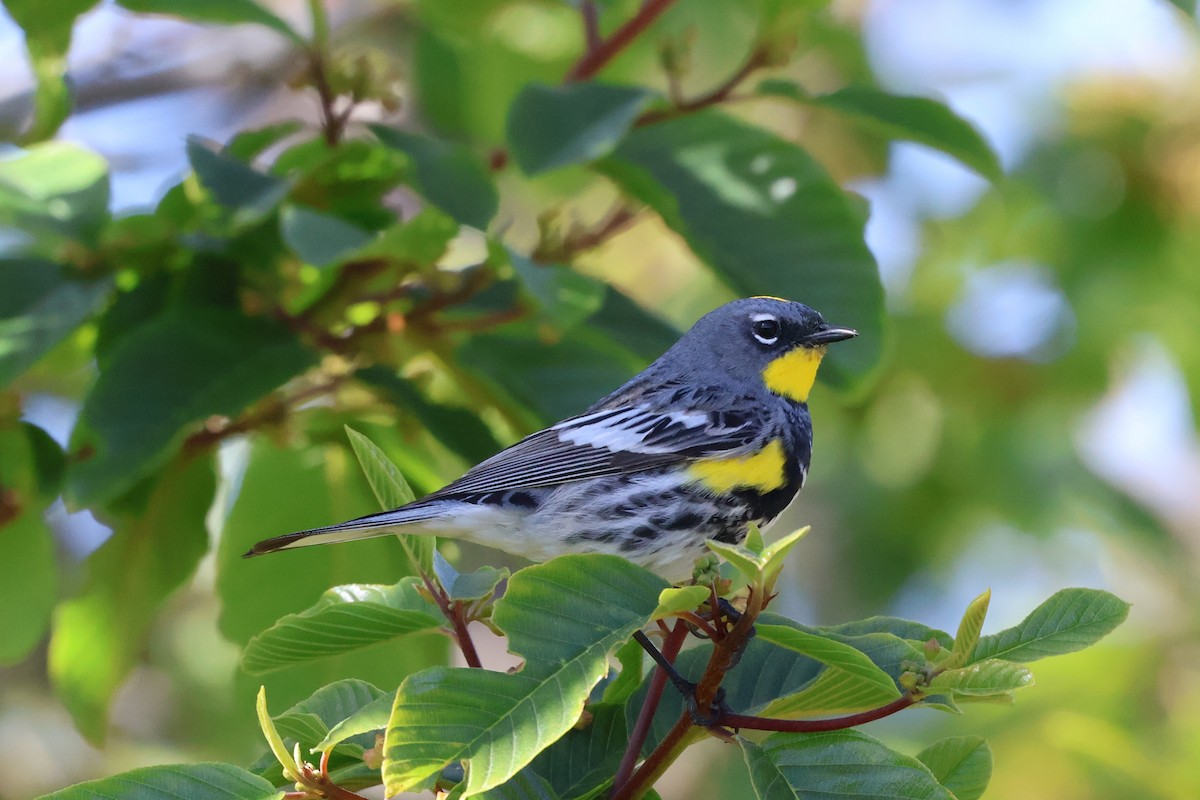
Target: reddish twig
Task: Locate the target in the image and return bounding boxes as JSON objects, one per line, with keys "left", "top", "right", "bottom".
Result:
{"left": 419, "top": 570, "right": 484, "bottom": 669}
{"left": 565, "top": 0, "right": 678, "bottom": 82}
{"left": 637, "top": 47, "right": 769, "bottom": 126}
{"left": 720, "top": 694, "right": 919, "bottom": 732}
{"left": 532, "top": 205, "right": 641, "bottom": 263}
{"left": 614, "top": 621, "right": 690, "bottom": 792}
{"left": 581, "top": 0, "right": 602, "bottom": 52}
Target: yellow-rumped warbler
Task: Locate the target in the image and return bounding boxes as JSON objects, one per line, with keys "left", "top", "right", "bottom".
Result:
{"left": 246, "top": 297, "right": 856, "bottom": 579}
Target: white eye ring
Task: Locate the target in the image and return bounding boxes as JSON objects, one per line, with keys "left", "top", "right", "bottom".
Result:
{"left": 751, "top": 314, "right": 780, "bottom": 345}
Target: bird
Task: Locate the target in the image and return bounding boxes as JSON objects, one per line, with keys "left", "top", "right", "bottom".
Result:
{"left": 245, "top": 297, "right": 857, "bottom": 580}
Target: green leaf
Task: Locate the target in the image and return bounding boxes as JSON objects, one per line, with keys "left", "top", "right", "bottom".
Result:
{"left": 459, "top": 324, "right": 642, "bottom": 424}
{"left": 820, "top": 616, "right": 952, "bottom": 650}
{"left": 227, "top": 121, "right": 305, "bottom": 161}
{"left": 0, "top": 259, "right": 110, "bottom": 386}
{"left": 585, "top": 288, "right": 680, "bottom": 364}
{"left": 383, "top": 555, "right": 668, "bottom": 798}
{"left": 916, "top": 736, "right": 992, "bottom": 800}
{"left": 759, "top": 80, "right": 1002, "bottom": 180}
{"left": 474, "top": 769, "right": 562, "bottom": 800}
{"left": 971, "top": 588, "right": 1130, "bottom": 663}
{"left": 355, "top": 366, "right": 505, "bottom": 466}
{"left": 186, "top": 137, "right": 290, "bottom": 219}
{"left": 0, "top": 141, "right": 110, "bottom": 243}
{"left": 944, "top": 589, "right": 990, "bottom": 669}
{"left": 48, "top": 455, "right": 216, "bottom": 743}
{"left": 316, "top": 690, "right": 394, "bottom": 751}
{"left": 35, "top": 762, "right": 285, "bottom": 800}
{"left": 343, "top": 425, "right": 432, "bottom": 574}
{"left": 507, "top": 83, "right": 652, "bottom": 175}
{"left": 746, "top": 730, "right": 956, "bottom": 800}
{"left": 68, "top": 309, "right": 314, "bottom": 507}
{"left": 510, "top": 254, "right": 607, "bottom": 331}
{"left": 371, "top": 125, "right": 499, "bottom": 229}
{"left": 116, "top": 0, "right": 301, "bottom": 42}
{"left": 280, "top": 205, "right": 373, "bottom": 267}
{"left": 273, "top": 679, "right": 387, "bottom": 748}
{"left": 706, "top": 539, "right": 765, "bottom": 581}
{"left": 0, "top": 511, "right": 57, "bottom": 665}
{"left": 443, "top": 564, "right": 509, "bottom": 603}
{"left": 600, "top": 637, "right": 644, "bottom": 705}
{"left": 651, "top": 586, "right": 710, "bottom": 620}
{"left": 603, "top": 110, "right": 885, "bottom": 391}
{"left": 929, "top": 658, "right": 1034, "bottom": 697}
{"left": 2, "top": 1, "right": 97, "bottom": 143}
{"left": 255, "top": 687, "right": 302, "bottom": 783}
{"left": 241, "top": 578, "right": 444, "bottom": 673}
{"left": 528, "top": 703, "right": 627, "bottom": 799}
{"left": 755, "top": 624, "right": 901, "bottom": 709}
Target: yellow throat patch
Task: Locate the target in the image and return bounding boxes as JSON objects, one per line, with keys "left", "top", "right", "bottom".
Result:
{"left": 687, "top": 439, "right": 788, "bottom": 494}
{"left": 762, "top": 345, "right": 826, "bottom": 403}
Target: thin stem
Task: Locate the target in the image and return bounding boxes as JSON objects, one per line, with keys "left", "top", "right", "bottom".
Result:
{"left": 451, "top": 601, "right": 484, "bottom": 669}
{"left": 581, "top": 0, "right": 602, "bottom": 52}
{"left": 614, "top": 622, "right": 690, "bottom": 795}
{"left": 637, "top": 48, "right": 769, "bottom": 126}
{"left": 565, "top": 0, "right": 678, "bottom": 82}
{"left": 532, "top": 205, "right": 641, "bottom": 263}
{"left": 719, "top": 694, "right": 919, "bottom": 732}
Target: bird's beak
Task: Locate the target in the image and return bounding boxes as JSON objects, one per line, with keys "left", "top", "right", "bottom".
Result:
{"left": 803, "top": 325, "right": 858, "bottom": 345}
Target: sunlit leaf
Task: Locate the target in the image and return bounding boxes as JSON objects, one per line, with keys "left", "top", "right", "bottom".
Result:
{"left": 383, "top": 555, "right": 667, "bottom": 798}
{"left": 0, "top": 141, "right": 109, "bottom": 242}
{"left": 944, "top": 589, "right": 990, "bottom": 669}
{"left": 241, "top": 579, "right": 443, "bottom": 674}
{"left": 971, "top": 588, "right": 1130, "bottom": 663}
{"left": 49, "top": 455, "right": 216, "bottom": 743}
{"left": 755, "top": 624, "right": 901, "bottom": 714}
{"left": 0, "top": 512, "right": 56, "bottom": 665}
{"left": 344, "top": 426, "right": 431, "bottom": 574}
{"left": 36, "top": 762, "right": 285, "bottom": 800}
{"left": 916, "top": 736, "right": 992, "bottom": 800}
{"left": 929, "top": 658, "right": 1033, "bottom": 696}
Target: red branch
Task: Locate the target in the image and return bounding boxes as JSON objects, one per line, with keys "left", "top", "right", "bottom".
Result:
{"left": 565, "top": 0, "right": 678, "bottom": 83}
{"left": 719, "top": 694, "right": 918, "bottom": 732}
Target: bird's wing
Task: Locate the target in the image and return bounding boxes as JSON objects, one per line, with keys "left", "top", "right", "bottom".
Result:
{"left": 427, "top": 397, "right": 763, "bottom": 497}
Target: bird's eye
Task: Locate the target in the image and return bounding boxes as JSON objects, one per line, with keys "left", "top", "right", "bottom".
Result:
{"left": 751, "top": 316, "right": 780, "bottom": 345}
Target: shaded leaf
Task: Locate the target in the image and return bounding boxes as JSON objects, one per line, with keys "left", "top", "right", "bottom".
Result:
{"left": 528, "top": 704, "right": 627, "bottom": 800}
{"left": 603, "top": 110, "right": 884, "bottom": 391}
{"left": 280, "top": 205, "right": 373, "bottom": 267}
{"left": 0, "top": 511, "right": 56, "bottom": 665}
{"left": 36, "top": 762, "right": 284, "bottom": 800}
{"left": 508, "top": 83, "right": 652, "bottom": 175}
{"left": 759, "top": 80, "right": 1002, "bottom": 180}
{"left": 187, "top": 137, "right": 290, "bottom": 219}
{"left": 68, "top": 309, "right": 314, "bottom": 507}
{"left": 755, "top": 624, "right": 901, "bottom": 709}
{"left": 116, "top": 0, "right": 300, "bottom": 41}
{"left": 372, "top": 125, "right": 499, "bottom": 229}
{"left": 749, "top": 730, "right": 955, "bottom": 800}
{"left": 916, "top": 736, "right": 992, "bottom": 800}
{"left": 317, "top": 690, "right": 394, "bottom": 751}
{"left": 510, "top": 254, "right": 607, "bottom": 331}
{"left": 971, "top": 588, "right": 1130, "bottom": 663}
{"left": 0, "top": 258, "right": 111, "bottom": 386}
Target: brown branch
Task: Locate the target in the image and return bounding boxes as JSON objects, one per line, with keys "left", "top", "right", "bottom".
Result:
{"left": 532, "top": 205, "right": 641, "bottom": 264}
{"left": 614, "top": 621, "right": 690, "bottom": 791}
{"left": 581, "top": 0, "right": 602, "bottom": 52}
{"left": 308, "top": 50, "right": 345, "bottom": 146}
{"left": 637, "top": 47, "right": 769, "bottom": 126}
{"left": 419, "top": 570, "right": 484, "bottom": 669}
{"left": 719, "top": 694, "right": 919, "bottom": 732}
{"left": 565, "top": 0, "right": 678, "bottom": 82}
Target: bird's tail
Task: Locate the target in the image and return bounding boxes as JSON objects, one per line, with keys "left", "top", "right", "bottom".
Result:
{"left": 243, "top": 503, "right": 442, "bottom": 557}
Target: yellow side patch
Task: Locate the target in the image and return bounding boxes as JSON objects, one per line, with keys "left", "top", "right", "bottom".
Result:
{"left": 687, "top": 439, "right": 788, "bottom": 494}
{"left": 762, "top": 346, "right": 826, "bottom": 403}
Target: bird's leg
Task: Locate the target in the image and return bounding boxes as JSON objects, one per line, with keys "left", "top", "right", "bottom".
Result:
{"left": 632, "top": 630, "right": 730, "bottom": 727}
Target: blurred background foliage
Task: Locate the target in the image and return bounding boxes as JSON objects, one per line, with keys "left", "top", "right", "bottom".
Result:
{"left": 0, "top": 0, "right": 1196, "bottom": 797}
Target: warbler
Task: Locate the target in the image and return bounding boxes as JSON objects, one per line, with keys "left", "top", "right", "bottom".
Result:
{"left": 246, "top": 297, "right": 856, "bottom": 579}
